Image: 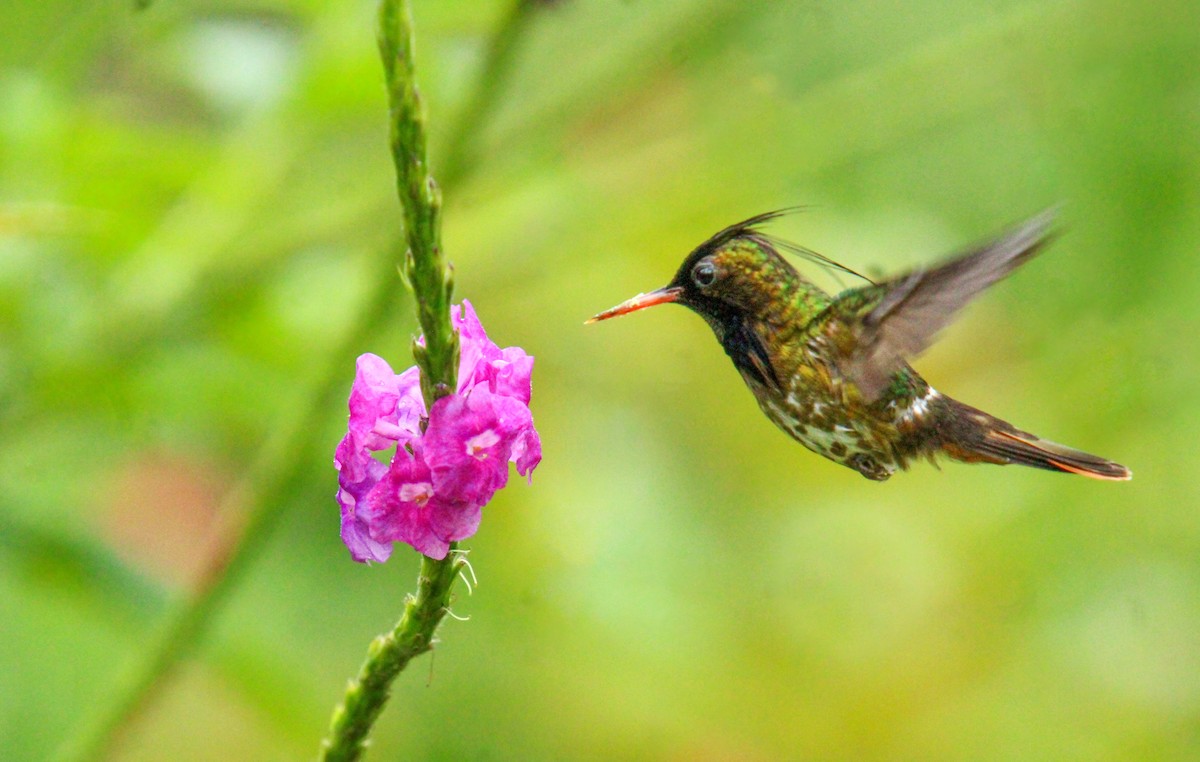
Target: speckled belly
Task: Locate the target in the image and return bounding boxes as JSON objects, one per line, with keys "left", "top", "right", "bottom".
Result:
{"left": 755, "top": 384, "right": 942, "bottom": 481}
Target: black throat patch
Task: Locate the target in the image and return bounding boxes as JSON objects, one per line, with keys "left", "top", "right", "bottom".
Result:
{"left": 719, "top": 313, "right": 781, "bottom": 391}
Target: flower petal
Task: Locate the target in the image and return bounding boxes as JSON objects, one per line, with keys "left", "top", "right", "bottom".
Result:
{"left": 356, "top": 446, "right": 459, "bottom": 560}
{"left": 359, "top": 447, "right": 432, "bottom": 539}
{"left": 511, "top": 425, "right": 542, "bottom": 479}
{"left": 429, "top": 497, "right": 482, "bottom": 543}
{"left": 481, "top": 346, "right": 534, "bottom": 404}
{"left": 337, "top": 480, "right": 393, "bottom": 564}
{"left": 347, "top": 354, "right": 424, "bottom": 452}
{"left": 452, "top": 300, "right": 502, "bottom": 394}
{"left": 424, "top": 390, "right": 531, "bottom": 504}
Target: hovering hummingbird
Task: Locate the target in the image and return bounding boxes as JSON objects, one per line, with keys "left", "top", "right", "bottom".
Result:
{"left": 587, "top": 209, "right": 1131, "bottom": 482}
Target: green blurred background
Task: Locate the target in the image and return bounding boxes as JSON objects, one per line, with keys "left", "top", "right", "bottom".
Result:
{"left": 2, "top": 0, "right": 1197, "bottom": 759}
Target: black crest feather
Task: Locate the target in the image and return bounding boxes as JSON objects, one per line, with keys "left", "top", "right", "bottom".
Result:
{"left": 691, "top": 208, "right": 873, "bottom": 285}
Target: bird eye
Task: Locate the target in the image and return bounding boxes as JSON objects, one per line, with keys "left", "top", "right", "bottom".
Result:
{"left": 691, "top": 260, "right": 717, "bottom": 287}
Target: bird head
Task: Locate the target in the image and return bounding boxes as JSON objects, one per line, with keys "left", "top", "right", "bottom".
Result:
{"left": 586, "top": 212, "right": 799, "bottom": 330}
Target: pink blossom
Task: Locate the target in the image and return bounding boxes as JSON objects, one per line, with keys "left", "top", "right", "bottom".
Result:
{"left": 424, "top": 389, "right": 536, "bottom": 504}
{"left": 452, "top": 302, "right": 534, "bottom": 403}
{"left": 334, "top": 300, "right": 540, "bottom": 562}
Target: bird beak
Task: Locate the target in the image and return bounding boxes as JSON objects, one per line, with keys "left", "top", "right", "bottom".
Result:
{"left": 585, "top": 286, "right": 683, "bottom": 324}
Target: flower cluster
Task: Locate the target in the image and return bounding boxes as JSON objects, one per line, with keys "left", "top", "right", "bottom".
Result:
{"left": 335, "top": 301, "right": 540, "bottom": 562}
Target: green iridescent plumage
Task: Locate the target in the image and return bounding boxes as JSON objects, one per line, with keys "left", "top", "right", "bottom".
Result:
{"left": 590, "top": 210, "right": 1131, "bottom": 482}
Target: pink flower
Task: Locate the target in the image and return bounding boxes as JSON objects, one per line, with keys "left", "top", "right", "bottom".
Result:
{"left": 334, "top": 300, "right": 541, "bottom": 562}
{"left": 424, "top": 389, "right": 537, "bottom": 503}
{"left": 335, "top": 436, "right": 393, "bottom": 563}
{"left": 453, "top": 302, "right": 534, "bottom": 404}
{"left": 357, "top": 445, "right": 473, "bottom": 561}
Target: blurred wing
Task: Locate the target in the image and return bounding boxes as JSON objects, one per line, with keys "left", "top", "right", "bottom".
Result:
{"left": 844, "top": 209, "right": 1058, "bottom": 399}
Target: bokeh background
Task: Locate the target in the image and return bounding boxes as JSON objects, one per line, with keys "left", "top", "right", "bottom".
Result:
{"left": 3, "top": 0, "right": 1198, "bottom": 759}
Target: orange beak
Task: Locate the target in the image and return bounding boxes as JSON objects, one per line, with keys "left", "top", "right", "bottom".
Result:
{"left": 585, "top": 286, "right": 683, "bottom": 324}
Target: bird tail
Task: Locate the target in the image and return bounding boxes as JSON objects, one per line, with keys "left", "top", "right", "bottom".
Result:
{"left": 937, "top": 398, "right": 1132, "bottom": 481}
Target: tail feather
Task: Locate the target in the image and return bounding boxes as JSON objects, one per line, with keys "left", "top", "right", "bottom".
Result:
{"left": 938, "top": 399, "right": 1132, "bottom": 481}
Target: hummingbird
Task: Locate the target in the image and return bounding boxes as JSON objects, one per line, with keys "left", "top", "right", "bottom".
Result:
{"left": 587, "top": 209, "right": 1131, "bottom": 482}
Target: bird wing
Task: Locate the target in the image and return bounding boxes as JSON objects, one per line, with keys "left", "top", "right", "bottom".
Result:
{"left": 836, "top": 208, "right": 1058, "bottom": 400}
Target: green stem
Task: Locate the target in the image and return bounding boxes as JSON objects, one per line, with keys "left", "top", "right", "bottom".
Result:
{"left": 326, "top": 5, "right": 550, "bottom": 756}
{"left": 318, "top": 550, "right": 465, "bottom": 762}
{"left": 317, "top": 2, "right": 467, "bottom": 757}
{"left": 378, "top": 0, "right": 457, "bottom": 408}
